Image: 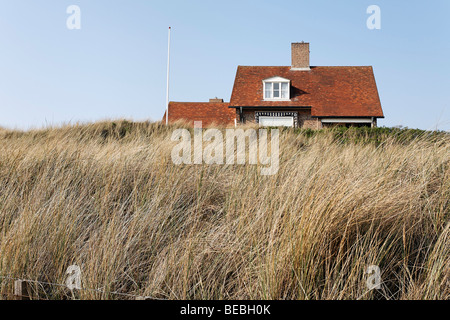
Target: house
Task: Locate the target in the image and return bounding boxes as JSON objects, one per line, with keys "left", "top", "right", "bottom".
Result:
{"left": 163, "top": 43, "right": 384, "bottom": 128}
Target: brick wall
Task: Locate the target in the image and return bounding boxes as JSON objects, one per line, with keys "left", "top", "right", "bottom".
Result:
{"left": 303, "top": 118, "right": 321, "bottom": 130}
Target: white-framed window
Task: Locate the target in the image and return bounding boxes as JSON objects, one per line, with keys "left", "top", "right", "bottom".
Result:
{"left": 263, "top": 77, "right": 290, "bottom": 101}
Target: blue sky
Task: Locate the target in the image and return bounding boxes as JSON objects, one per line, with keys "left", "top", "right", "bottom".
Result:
{"left": 0, "top": 0, "right": 449, "bottom": 130}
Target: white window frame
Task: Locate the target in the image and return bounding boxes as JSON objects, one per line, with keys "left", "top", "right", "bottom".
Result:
{"left": 262, "top": 77, "right": 290, "bottom": 101}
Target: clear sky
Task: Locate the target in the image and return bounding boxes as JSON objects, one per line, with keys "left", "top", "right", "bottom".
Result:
{"left": 0, "top": 0, "right": 449, "bottom": 130}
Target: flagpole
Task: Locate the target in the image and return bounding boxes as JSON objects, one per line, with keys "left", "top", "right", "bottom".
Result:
{"left": 166, "top": 27, "right": 171, "bottom": 125}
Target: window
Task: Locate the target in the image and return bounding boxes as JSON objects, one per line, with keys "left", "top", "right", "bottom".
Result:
{"left": 281, "top": 83, "right": 289, "bottom": 98}
{"left": 264, "top": 82, "right": 272, "bottom": 99}
{"left": 263, "top": 77, "right": 290, "bottom": 100}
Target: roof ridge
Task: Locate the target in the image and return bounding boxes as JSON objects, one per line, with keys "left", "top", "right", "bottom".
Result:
{"left": 170, "top": 101, "right": 230, "bottom": 104}
{"left": 237, "top": 65, "right": 373, "bottom": 68}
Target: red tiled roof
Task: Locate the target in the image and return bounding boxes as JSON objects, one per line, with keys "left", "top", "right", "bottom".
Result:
{"left": 163, "top": 102, "right": 235, "bottom": 127}
{"left": 230, "top": 66, "right": 384, "bottom": 118}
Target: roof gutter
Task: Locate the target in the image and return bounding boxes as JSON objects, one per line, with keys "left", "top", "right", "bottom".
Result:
{"left": 312, "top": 115, "right": 385, "bottom": 119}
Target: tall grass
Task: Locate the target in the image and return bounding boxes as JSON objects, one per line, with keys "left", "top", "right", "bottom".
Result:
{"left": 0, "top": 120, "right": 448, "bottom": 300}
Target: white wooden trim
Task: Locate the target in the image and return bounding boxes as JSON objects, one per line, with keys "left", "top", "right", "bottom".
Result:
{"left": 259, "top": 116, "right": 294, "bottom": 127}
{"left": 321, "top": 118, "right": 373, "bottom": 124}
{"left": 290, "top": 67, "right": 311, "bottom": 71}
{"left": 263, "top": 76, "right": 290, "bottom": 82}
{"left": 263, "top": 98, "right": 291, "bottom": 101}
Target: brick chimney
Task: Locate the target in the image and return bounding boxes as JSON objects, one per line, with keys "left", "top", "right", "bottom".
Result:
{"left": 291, "top": 42, "right": 310, "bottom": 70}
{"left": 209, "top": 98, "right": 224, "bottom": 103}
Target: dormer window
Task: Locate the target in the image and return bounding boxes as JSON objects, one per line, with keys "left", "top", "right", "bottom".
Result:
{"left": 263, "top": 77, "right": 290, "bottom": 101}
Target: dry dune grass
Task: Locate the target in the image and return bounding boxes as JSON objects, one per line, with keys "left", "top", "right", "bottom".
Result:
{"left": 0, "top": 120, "right": 448, "bottom": 300}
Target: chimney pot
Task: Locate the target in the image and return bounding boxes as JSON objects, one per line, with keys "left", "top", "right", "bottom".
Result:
{"left": 209, "top": 98, "right": 224, "bottom": 103}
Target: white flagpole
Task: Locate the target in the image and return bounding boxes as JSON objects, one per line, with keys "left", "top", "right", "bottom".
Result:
{"left": 165, "top": 27, "right": 171, "bottom": 125}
